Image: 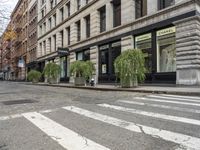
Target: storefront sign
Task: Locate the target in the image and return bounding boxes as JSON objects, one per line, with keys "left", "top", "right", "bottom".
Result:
{"left": 157, "top": 27, "right": 176, "bottom": 37}
{"left": 102, "top": 64, "right": 107, "bottom": 74}
{"left": 57, "top": 47, "right": 69, "bottom": 55}
{"left": 18, "top": 58, "right": 25, "bottom": 68}
{"left": 112, "top": 41, "right": 121, "bottom": 47}
{"left": 100, "top": 45, "right": 109, "bottom": 50}
{"left": 135, "top": 33, "right": 151, "bottom": 42}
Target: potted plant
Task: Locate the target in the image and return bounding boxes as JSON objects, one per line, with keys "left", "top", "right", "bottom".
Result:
{"left": 27, "top": 70, "right": 42, "bottom": 83}
{"left": 43, "top": 62, "right": 61, "bottom": 84}
{"left": 70, "top": 60, "right": 95, "bottom": 86}
{"left": 114, "top": 49, "right": 146, "bottom": 88}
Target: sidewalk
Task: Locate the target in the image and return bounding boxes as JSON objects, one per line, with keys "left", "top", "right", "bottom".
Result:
{"left": 25, "top": 82, "right": 200, "bottom": 96}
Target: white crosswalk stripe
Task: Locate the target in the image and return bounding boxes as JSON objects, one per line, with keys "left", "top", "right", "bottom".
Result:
{"left": 133, "top": 97, "right": 200, "bottom": 107}
{"left": 63, "top": 106, "right": 200, "bottom": 150}
{"left": 148, "top": 95, "right": 200, "bottom": 103}
{"left": 98, "top": 103, "right": 200, "bottom": 126}
{"left": 160, "top": 94, "right": 200, "bottom": 100}
{"left": 118, "top": 100, "right": 200, "bottom": 113}
{"left": 23, "top": 112, "right": 110, "bottom": 150}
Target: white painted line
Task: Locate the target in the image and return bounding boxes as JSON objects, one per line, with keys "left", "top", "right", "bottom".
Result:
{"left": 98, "top": 104, "right": 200, "bottom": 126}
{"left": 63, "top": 106, "right": 200, "bottom": 150}
{"left": 0, "top": 114, "right": 22, "bottom": 121}
{"left": 134, "top": 97, "right": 200, "bottom": 107}
{"left": 0, "top": 108, "right": 57, "bottom": 121}
{"left": 23, "top": 112, "right": 110, "bottom": 150}
{"left": 148, "top": 95, "right": 200, "bottom": 103}
{"left": 118, "top": 100, "right": 200, "bottom": 114}
{"left": 161, "top": 94, "right": 200, "bottom": 100}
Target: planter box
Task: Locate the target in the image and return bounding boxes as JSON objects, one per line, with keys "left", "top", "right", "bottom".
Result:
{"left": 74, "top": 77, "right": 85, "bottom": 86}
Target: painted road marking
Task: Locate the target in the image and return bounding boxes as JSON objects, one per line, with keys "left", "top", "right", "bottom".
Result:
{"left": 23, "top": 112, "right": 110, "bottom": 150}
{"left": 133, "top": 97, "right": 200, "bottom": 107}
{"left": 118, "top": 100, "right": 200, "bottom": 114}
{"left": 0, "top": 108, "right": 57, "bottom": 121}
{"left": 160, "top": 94, "right": 200, "bottom": 100}
{"left": 63, "top": 106, "right": 200, "bottom": 150}
{"left": 148, "top": 95, "right": 200, "bottom": 103}
{"left": 98, "top": 104, "right": 200, "bottom": 126}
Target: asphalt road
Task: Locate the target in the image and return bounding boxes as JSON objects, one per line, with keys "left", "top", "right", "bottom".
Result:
{"left": 0, "top": 81, "right": 200, "bottom": 150}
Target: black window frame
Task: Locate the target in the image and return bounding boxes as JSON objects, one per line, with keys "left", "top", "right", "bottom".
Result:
{"left": 135, "top": 0, "right": 147, "bottom": 19}
{"left": 76, "top": 20, "right": 81, "bottom": 42}
{"left": 113, "top": 0, "right": 121, "bottom": 27}
{"left": 158, "top": 0, "right": 175, "bottom": 10}
{"left": 99, "top": 6, "right": 106, "bottom": 33}
{"left": 85, "top": 15, "right": 90, "bottom": 38}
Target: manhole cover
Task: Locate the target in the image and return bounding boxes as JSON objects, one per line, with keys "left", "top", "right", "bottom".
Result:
{"left": 1, "top": 99, "right": 38, "bottom": 105}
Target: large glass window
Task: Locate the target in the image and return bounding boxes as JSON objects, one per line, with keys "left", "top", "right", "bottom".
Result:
{"left": 99, "top": 6, "right": 106, "bottom": 33}
{"left": 113, "top": 0, "right": 121, "bottom": 27}
{"left": 156, "top": 27, "right": 176, "bottom": 72}
{"left": 135, "top": 33, "right": 152, "bottom": 73}
{"left": 100, "top": 45, "right": 109, "bottom": 74}
{"left": 76, "top": 50, "right": 90, "bottom": 61}
{"left": 135, "top": 0, "right": 147, "bottom": 19}
{"left": 158, "top": 0, "right": 175, "bottom": 10}
{"left": 60, "top": 57, "right": 67, "bottom": 78}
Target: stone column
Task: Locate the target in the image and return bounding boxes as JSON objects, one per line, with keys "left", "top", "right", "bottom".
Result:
{"left": 91, "top": 10, "right": 100, "bottom": 35}
{"left": 174, "top": 16, "right": 200, "bottom": 85}
{"left": 106, "top": 2, "right": 113, "bottom": 31}
{"left": 56, "top": 31, "right": 62, "bottom": 48}
{"left": 70, "top": 23, "right": 78, "bottom": 44}
{"left": 121, "top": 36, "right": 134, "bottom": 52}
{"left": 81, "top": 18, "right": 86, "bottom": 40}
{"left": 90, "top": 46, "right": 99, "bottom": 84}
{"left": 46, "top": 38, "right": 51, "bottom": 54}
{"left": 147, "top": 0, "right": 158, "bottom": 15}
{"left": 121, "top": 0, "right": 135, "bottom": 25}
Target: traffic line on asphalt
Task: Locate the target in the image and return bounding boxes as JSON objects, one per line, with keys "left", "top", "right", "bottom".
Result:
{"left": 147, "top": 95, "right": 200, "bottom": 103}
{"left": 0, "top": 108, "right": 57, "bottom": 121}
{"left": 133, "top": 97, "right": 200, "bottom": 107}
{"left": 118, "top": 100, "right": 200, "bottom": 114}
{"left": 160, "top": 94, "right": 200, "bottom": 100}
{"left": 98, "top": 104, "right": 200, "bottom": 126}
{"left": 63, "top": 106, "right": 200, "bottom": 150}
{"left": 23, "top": 112, "right": 110, "bottom": 150}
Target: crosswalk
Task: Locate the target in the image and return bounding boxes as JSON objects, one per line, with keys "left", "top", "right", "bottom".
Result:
{"left": 1, "top": 94, "right": 200, "bottom": 150}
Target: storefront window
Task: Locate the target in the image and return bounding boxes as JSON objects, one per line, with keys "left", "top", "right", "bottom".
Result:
{"left": 76, "top": 50, "right": 90, "bottom": 61}
{"left": 156, "top": 26, "right": 176, "bottom": 73}
{"left": 60, "top": 57, "right": 67, "bottom": 78}
{"left": 99, "top": 42, "right": 121, "bottom": 75}
{"left": 135, "top": 33, "right": 152, "bottom": 73}
{"left": 100, "top": 45, "right": 109, "bottom": 74}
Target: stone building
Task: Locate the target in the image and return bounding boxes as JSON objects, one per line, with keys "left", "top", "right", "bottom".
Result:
{"left": 37, "top": 0, "right": 200, "bottom": 85}
{"left": 27, "top": 0, "right": 38, "bottom": 72}
{"left": 11, "top": 0, "right": 29, "bottom": 80}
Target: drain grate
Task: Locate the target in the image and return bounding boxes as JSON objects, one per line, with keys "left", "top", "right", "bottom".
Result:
{"left": 1, "top": 99, "right": 38, "bottom": 105}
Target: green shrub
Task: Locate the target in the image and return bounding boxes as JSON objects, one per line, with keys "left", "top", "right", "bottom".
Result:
{"left": 70, "top": 60, "right": 95, "bottom": 80}
{"left": 27, "top": 70, "right": 42, "bottom": 83}
{"left": 43, "top": 62, "right": 61, "bottom": 83}
{"left": 114, "top": 49, "right": 146, "bottom": 87}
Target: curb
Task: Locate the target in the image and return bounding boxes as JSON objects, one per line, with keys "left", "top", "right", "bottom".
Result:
{"left": 24, "top": 83, "right": 200, "bottom": 97}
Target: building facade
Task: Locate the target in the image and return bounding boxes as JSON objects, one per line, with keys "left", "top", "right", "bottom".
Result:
{"left": 11, "top": 0, "right": 29, "bottom": 80}
{"left": 27, "top": 0, "right": 38, "bottom": 72}
{"left": 37, "top": 0, "right": 200, "bottom": 85}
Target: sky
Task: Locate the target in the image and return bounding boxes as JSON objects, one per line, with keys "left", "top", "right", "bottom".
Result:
{"left": 0, "top": 0, "right": 18, "bottom": 35}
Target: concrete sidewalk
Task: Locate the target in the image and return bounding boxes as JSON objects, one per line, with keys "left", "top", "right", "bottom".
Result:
{"left": 24, "top": 82, "right": 200, "bottom": 96}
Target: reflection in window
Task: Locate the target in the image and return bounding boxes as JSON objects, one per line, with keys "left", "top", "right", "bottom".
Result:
{"left": 135, "top": 33, "right": 152, "bottom": 73}
{"left": 158, "top": 0, "right": 175, "bottom": 10}
{"left": 156, "top": 27, "right": 176, "bottom": 72}
{"left": 135, "top": 0, "right": 147, "bottom": 19}
{"left": 76, "top": 50, "right": 90, "bottom": 61}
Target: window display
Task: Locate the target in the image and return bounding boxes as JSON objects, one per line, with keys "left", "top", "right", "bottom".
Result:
{"left": 156, "top": 27, "right": 176, "bottom": 72}
{"left": 135, "top": 33, "right": 152, "bottom": 73}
